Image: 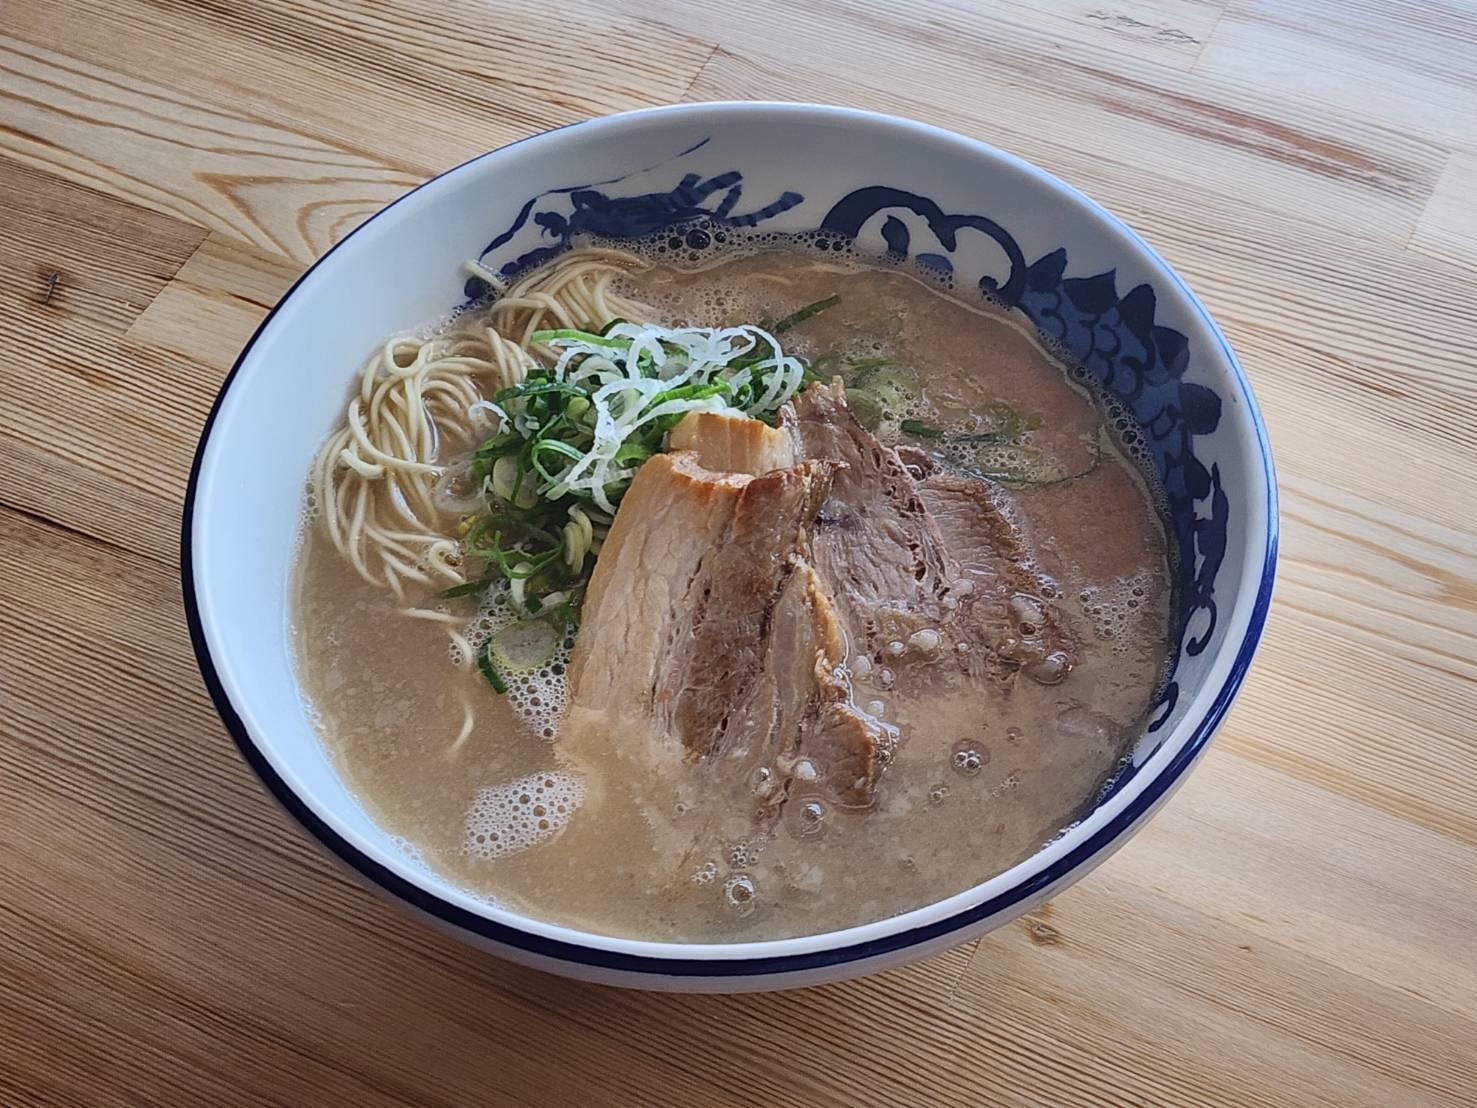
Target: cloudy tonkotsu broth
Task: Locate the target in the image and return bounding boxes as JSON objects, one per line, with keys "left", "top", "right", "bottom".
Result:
{"left": 294, "top": 244, "right": 1171, "bottom": 941}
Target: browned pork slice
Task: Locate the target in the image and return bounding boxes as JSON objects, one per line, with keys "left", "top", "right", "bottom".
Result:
{"left": 689, "top": 560, "right": 895, "bottom": 856}
{"left": 568, "top": 447, "right": 894, "bottom": 812}
{"left": 761, "top": 562, "right": 896, "bottom": 809}
{"left": 567, "top": 451, "right": 745, "bottom": 722}
{"left": 669, "top": 410, "right": 795, "bottom": 475}
{"left": 915, "top": 472, "right": 1032, "bottom": 571}
{"left": 785, "top": 381, "right": 1074, "bottom": 686}
{"left": 918, "top": 473, "right": 1076, "bottom": 683}
{"left": 782, "top": 382, "right": 958, "bottom": 654}
{"left": 570, "top": 451, "right": 829, "bottom": 730}
{"left": 652, "top": 460, "right": 836, "bottom": 759}
{"left": 803, "top": 700, "right": 897, "bottom": 808}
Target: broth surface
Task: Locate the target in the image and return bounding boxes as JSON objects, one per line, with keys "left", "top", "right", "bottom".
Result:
{"left": 294, "top": 249, "right": 1172, "bottom": 941}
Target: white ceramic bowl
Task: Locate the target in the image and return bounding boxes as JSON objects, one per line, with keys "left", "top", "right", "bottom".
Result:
{"left": 184, "top": 102, "right": 1277, "bottom": 991}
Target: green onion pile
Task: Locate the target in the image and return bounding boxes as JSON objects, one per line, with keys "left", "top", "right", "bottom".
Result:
{"left": 452, "top": 310, "right": 834, "bottom": 622}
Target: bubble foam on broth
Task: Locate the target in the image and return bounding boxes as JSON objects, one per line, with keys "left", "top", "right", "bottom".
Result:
{"left": 463, "top": 770, "right": 586, "bottom": 860}
{"left": 1078, "top": 571, "right": 1156, "bottom": 654}
{"left": 454, "top": 585, "right": 576, "bottom": 741}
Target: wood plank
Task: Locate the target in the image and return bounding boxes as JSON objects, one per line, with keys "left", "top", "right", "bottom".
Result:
{"left": 0, "top": 154, "right": 205, "bottom": 331}
{"left": 1221, "top": 0, "right": 1477, "bottom": 88}
{"left": 126, "top": 233, "right": 300, "bottom": 370}
{"left": 1224, "top": 563, "right": 1477, "bottom": 850}
{"left": 950, "top": 753, "right": 1477, "bottom": 1107}
{"left": 666, "top": 4, "right": 1445, "bottom": 246}
{"left": 1001, "top": 0, "right": 1231, "bottom": 70}
{"left": 1197, "top": 0, "right": 1477, "bottom": 150}
{"left": 1100, "top": 751, "right": 1477, "bottom": 1023}
{"left": 4, "top": 0, "right": 716, "bottom": 197}
{"left": 0, "top": 32, "right": 424, "bottom": 263}
{"left": 1412, "top": 151, "right": 1477, "bottom": 275}
{"left": 0, "top": 156, "right": 208, "bottom": 559}
{"left": 960, "top": 864, "right": 1476, "bottom": 1106}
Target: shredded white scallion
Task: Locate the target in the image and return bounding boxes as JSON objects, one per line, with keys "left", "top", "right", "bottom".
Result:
{"left": 528, "top": 323, "right": 806, "bottom": 509}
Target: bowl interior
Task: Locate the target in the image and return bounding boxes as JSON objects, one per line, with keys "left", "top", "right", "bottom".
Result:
{"left": 188, "top": 103, "right": 1274, "bottom": 966}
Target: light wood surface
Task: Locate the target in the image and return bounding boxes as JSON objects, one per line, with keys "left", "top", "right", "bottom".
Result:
{"left": 3, "top": 2, "right": 1474, "bottom": 1105}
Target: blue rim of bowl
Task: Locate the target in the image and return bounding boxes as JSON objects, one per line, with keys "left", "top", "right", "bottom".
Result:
{"left": 182, "top": 103, "right": 1279, "bottom": 978}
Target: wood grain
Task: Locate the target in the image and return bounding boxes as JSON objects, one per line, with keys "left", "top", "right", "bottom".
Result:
{"left": 2, "top": 1, "right": 1474, "bottom": 1105}
{"left": 1197, "top": 0, "right": 1477, "bottom": 149}
{"left": 0, "top": 155, "right": 209, "bottom": 560}
{"left": 126, "top": 233, "right": 300, "bottom": 371}
{"left": 3, "top": 0, "right": 715, "bottom": 237}
{"left": 1412, "top": 151, "right": 1477, "bottom": 274}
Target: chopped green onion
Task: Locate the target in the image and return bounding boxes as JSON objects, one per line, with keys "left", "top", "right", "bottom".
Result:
{"left": 440, "top": 576, "right": 495, "bottom": 599}
{"left": 847, "top": 358, "right": 893, "bottom": 389}
{"left": 845, "top": 389, "right": 884, "bottom": 431}
{"left": 953, "top": 431, "right": 1008, "bottom": 444}
{"left": 613, "top": 441, "right": 654, "bottom": 465}
{"left": 900, "top": 419, "right": 946, "bottom": 439}
{"left": 490, "top": 620, "right": 560, "bottom": 672}
{"left": 649, "top": 380, "right": 731, "bottom": 407}
{"left": 900, "top": 418, "right": 1010, "bottom": 445}
{"left": 461, "top": 320, "right": 811, "bottom": 624}
{"left": 494, "top": 378, "right": 586, "bottom": 404}
{"left": 477, "top": 638, "right": 509, "bottom": 694}
{"left": 528, "top": 328, "right": 629, "bottom": 348}
{"left": 768, "top": 294, "right": 840, "bottom": 334}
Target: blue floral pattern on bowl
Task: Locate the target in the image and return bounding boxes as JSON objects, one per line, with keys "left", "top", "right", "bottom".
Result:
{"left": 468, "top": 151, "right": 1227, "bottom": 751}
{"left": 466, "top": 140, "right": 805, "bottom": 300}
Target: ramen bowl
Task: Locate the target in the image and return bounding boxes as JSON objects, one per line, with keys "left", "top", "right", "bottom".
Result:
{"left": 184, "top": 102, "right": 1277, "bottom": 991}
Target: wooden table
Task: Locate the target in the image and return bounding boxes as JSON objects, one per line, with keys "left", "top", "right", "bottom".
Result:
{"left": 3, "top": 2, "right": 1474, "bottom": 1104}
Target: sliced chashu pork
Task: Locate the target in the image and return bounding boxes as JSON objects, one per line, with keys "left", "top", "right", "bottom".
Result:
{"left": 783, "top": 381, "right": 957, "bottom": 655}
{"left": 567, "top": 448, "right": 893, "bottom": 813}
{"left": 917, "top": 473, "right": 1074, "bottom": 683}
{"left": 743, "top": 560, "right": 896, "bottom": 809}
{"left": 565, "top": 383, "right": 1073, "bottom": 839}
{"left": 786, "top": 381, "right": 1074, "bottom": 682}
{"left": 669, "top": 409, "right": 795, "bottom": 475}
{"left": 650, "top": 457, "right": 834, "bottom": 760}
